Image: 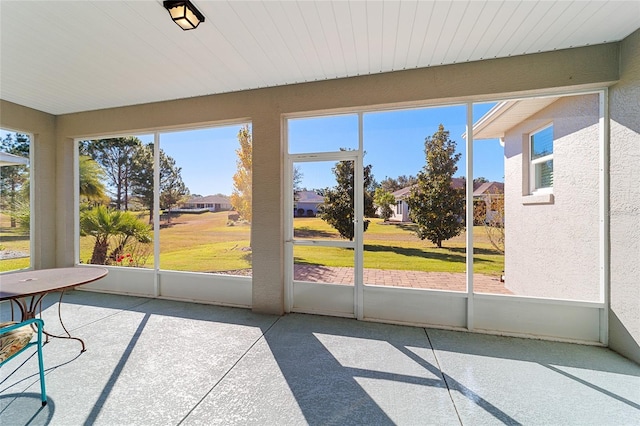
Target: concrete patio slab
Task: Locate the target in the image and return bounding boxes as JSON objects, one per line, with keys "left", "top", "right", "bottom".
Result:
{"left": 184, "top": 314, "right": 458, "bottom": 425}
{"left": 1, "top": 291, "right": 638, "bottom": 425}
{"left": 428, "top": 329, "right": 640, "bottom": 425}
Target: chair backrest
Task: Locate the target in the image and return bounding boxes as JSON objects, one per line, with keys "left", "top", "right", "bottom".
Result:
{"left": 0, "top": 318, "right": 47, "bottom": 406}
{"left": 0, "top": 320, "right": 36, "bottom": 363}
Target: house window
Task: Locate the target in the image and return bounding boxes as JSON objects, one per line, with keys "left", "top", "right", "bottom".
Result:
{"left": 530, "top": 124, "right": 553, "bottom": 193}
{"left": 396, "top": 201, "right": 402, "bottom": 214}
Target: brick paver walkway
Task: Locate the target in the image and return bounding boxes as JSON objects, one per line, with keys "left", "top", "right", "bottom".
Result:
{"left": 294, "top": 265, "right": 511, "bottom": 294}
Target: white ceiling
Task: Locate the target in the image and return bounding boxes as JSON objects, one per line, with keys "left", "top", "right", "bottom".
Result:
{"left": 1, "top": 1, "right": 638, "bottom": 115}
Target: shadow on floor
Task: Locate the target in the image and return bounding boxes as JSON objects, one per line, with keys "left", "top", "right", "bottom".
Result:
{"left": 2, "top": 292, "right": 638, "bottom": 425}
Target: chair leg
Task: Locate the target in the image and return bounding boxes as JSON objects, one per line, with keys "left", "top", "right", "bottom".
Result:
{"left": 36, "top": 323, "right": 47, "bottom": 406}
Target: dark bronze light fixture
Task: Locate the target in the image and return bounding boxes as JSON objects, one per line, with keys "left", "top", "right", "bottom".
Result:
{"left": 163, "top": 1, "right": 205, "bottom": 30}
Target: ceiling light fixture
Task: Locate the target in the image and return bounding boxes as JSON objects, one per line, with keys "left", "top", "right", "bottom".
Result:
{"left": 163, "top": 1, "right": 205, "bottom": 30}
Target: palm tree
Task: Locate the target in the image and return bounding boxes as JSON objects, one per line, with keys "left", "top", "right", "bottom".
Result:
{"left": 109, "top": 212, "right": 152, "bottom": 262}
{"left": 80, "top": 206, "right": 151, "bottom": 265}
{"left": 79, "top": 155, "right": 108, "bottom": 205}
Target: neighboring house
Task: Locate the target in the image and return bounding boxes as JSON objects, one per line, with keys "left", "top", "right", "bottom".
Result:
{"left": 473, "top": 181, "right": 504, "bottom": 224}
{"left": 387, "top": 186, "right": 413, "bottom": 222}
{"left": 294, "top": 191, "right": 324, "bottom": 217}
{"left": 182, "top": 195, "right": 232, "bottom": 212}
{"left": 384, "top": 177, "right": 498, "bottom": 222}
{"left": 473, "top": 93, "right": 600, "bottom": 302}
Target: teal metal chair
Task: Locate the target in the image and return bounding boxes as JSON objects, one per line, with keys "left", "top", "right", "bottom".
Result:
{"left": 0, "top": 318, "right": 47, "bottom": 406}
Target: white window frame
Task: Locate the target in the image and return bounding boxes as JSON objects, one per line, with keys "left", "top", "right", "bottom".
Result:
{"left": 529, "top": 123, "right": 554, "bottom": 194}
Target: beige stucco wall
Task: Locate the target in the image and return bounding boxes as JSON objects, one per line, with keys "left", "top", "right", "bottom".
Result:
{"left": 503, "top": 94, "right": 601, "bottom": 301}
{"left": 0, "top": 100, "right": 57, "bottom": 269}
{"left": 609, "top": 29, "right": 640, "bottom": 364}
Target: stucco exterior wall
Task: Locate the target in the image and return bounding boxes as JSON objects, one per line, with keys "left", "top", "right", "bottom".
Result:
{"left": 503, "top": 94, "right": 601, "bottom": 301}
{"left": 383, "top": 200, "right": 409, "bottom": 222}
{"left": 609, "top": 29, "right": 640, "bottom": 364}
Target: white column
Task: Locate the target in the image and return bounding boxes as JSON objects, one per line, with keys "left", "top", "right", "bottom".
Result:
{"left": 153, "top": 132, "right": 160, "bottom": 297}
{"left": 466, "top": 103, "right": 474, "bottom": 331}
{"left": 355, "top": 112, "right": 364, "bottom": 320}
{"left": 598, "top": 89, "right": 610, "bottom": 345}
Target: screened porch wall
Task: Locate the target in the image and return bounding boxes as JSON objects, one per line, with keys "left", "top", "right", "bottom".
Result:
{"left": 1, "top": 34, "right": 638, "bottom": 362}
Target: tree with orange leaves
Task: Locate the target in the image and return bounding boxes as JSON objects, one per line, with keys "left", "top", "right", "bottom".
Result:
{"left": 230, "top": 125, "right": 252, "bottom": 222}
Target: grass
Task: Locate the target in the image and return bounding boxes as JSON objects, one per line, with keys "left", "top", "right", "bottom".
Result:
{"left": 77, "top": 211, "right": 251, "bottom": 273}
{"left": 0, "top": 257, "right": 31, "bottom": 271}
{"left": 2, "top": 211, "right": 504, "bottom": 276}
{"left": 294, "top": 218, "right": 504, "bottom": 275}
{"left": 0, "top": 213, "right": 31, "bottom": 272}
{"left": 158, "top": 212, "right": 251, "bottom": 272}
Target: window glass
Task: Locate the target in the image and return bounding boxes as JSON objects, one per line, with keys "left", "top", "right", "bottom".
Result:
{"left": 362, "top": 105, "right": 472, "bottom": 291}
{"left": 78, "top": 136, "right": 154, "bottom": 268}
{"left": 531, "top": 126, "right": 553, "bottom": 159}
{"left": 474, "top": 94, "right": 600, "bottom": 302}
{"left": 531, "top": 125, "right": 554, "bottom": 191}
{"left": 288, "top": 114, "right": 358, "bottom": 154}
{"left": 472, "top": 102, "right": 507, "bottom": 296}
{"left": 158, "top": 125, "right": 252, "bottom": 275}
{"left": 292, "top": 160, "right": 347, "bottom": 241}
{"left": 534, "top": 159, "right": 554, "bottom": 189}
{"left": 78, "top": 124, "right": 252, "bottom": 276}
{"left": 0, "top": 130, "right": 31, "bottom": 272}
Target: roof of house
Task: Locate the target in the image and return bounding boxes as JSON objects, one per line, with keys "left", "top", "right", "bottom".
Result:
{"left": 186, "top": 195, "right": 231, "bottom": 204}
{"left": 0, "top": 152, "right": 30, "bottom": 167}
{"left": 392, "top": 178, "right": 502, "bottom": 200}
{"left": 391, "top": 186, "right": 413, "bottom": 199}
{"left": 392, "top": 178, "right": 465, "bottom": 199}
{"left": 472, "top": 97, "right": 560, "bottom": 140}
{"left": 473, "top": 182, "right": 504, "bottom": 197}
{"left": 296, "top": 191, "right": 324, "bottom": 203}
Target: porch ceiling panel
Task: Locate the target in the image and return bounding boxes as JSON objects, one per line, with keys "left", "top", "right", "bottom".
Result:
{"left": 1, "top": 1, "right": 639, "bottom": 116}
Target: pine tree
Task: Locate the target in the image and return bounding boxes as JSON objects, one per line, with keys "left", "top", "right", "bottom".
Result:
{"left": 406, "top": 124, "right": 464, "bottom": 248}
{"left": 80, "top": 137, "right": 142, "bottom": 210}
{"left": 159, "top": 156, "right": 189, "bottom": 224}
{"left": 320, "top": 151, "right": 375, "bottom": 240}
{"left": 130, "top": 144, "right": 184, "bottom": 223}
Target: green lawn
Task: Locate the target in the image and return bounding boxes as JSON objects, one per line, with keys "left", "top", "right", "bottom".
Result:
{"left": 3, "top": 211, "right": 504, "bottom": 276}
{"left": 294, "top": 218, "right": 503, "bottom": 276}
{"left": 0, "top": 213, "right": 31, "bottom": 272}
{"left": 78, "top": 211, "right": 251, "bottom": 273}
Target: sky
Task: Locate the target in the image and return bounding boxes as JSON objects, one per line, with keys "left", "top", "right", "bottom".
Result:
{"left": 2, "top": 103, "right": 504, "bottom": 197}
{"left": 140, "top": 126, "right": 244, "bottom": 197}
{"left": 154, "top": 102, "right": 504, "bottom": 196}
{"left": 288, "top": 103, "right": 504, "bottom": 192}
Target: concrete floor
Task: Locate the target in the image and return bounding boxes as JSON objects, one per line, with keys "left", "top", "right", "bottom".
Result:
{"left": 1, "top": 290, "right": 638, "bottom": 425}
